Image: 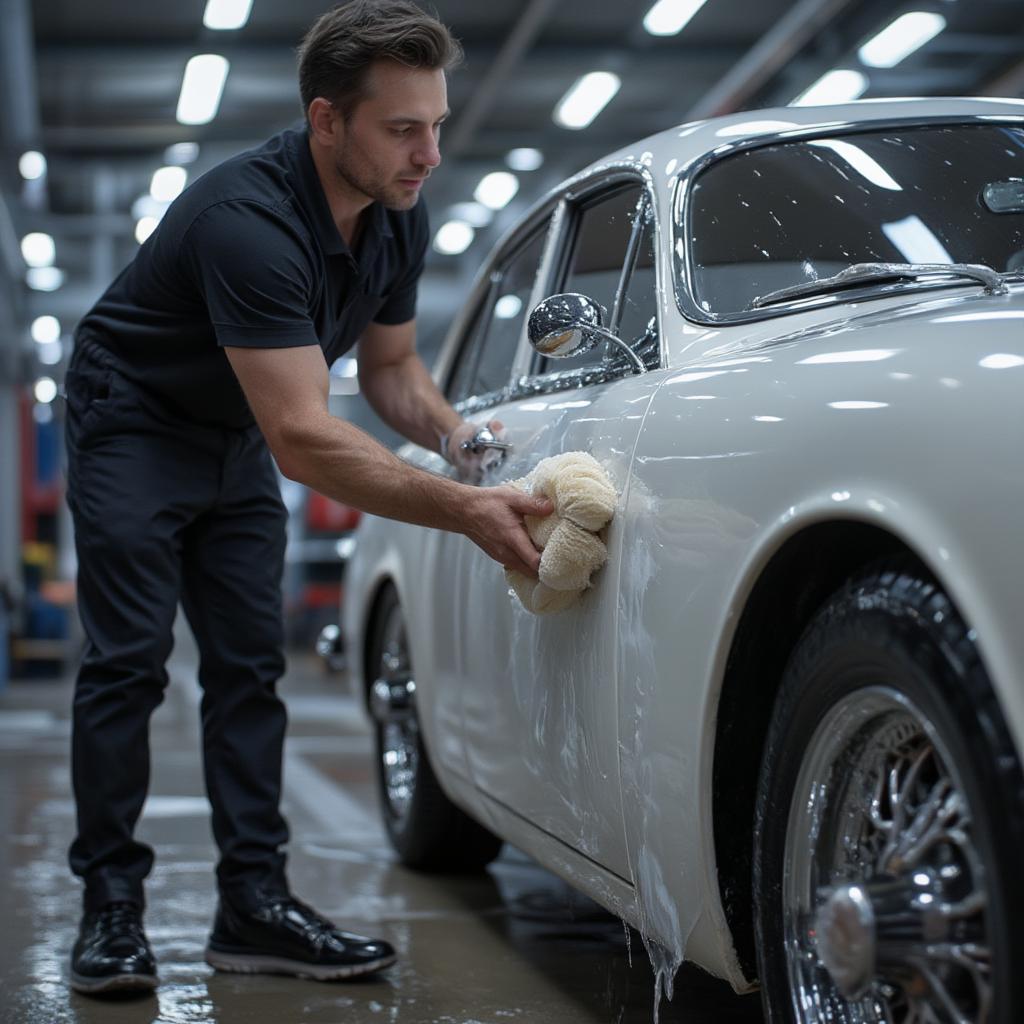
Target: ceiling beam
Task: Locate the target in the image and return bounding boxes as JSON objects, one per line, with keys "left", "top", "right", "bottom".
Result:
{"left": 686, "top": 0, "right": 860, "bottom": 118}
{"left": 0, "top": 0, "right": 40, "bottom": 153}
{"left": 434, "top": 0, "right": 558, "bottom": 158}
{"left": 980, "top": 59, "right": 1024, "bottom": 98}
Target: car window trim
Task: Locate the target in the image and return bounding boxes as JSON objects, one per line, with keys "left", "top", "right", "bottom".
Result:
{"left": 527, "top": 173, "right": 660, "bottom": 387}
{"left": 453, "top": 361, "right": 637, "bottom": 419}
{"left": 440, "top": 204, "right": 557, "bottom": 402}
{"left": 610, "top": 192, "right": 651, "bottom": 332}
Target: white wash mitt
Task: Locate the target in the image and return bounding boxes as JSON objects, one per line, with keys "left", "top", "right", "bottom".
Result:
{"left": 505, "top": 451, "right": 617, "bottom": 615}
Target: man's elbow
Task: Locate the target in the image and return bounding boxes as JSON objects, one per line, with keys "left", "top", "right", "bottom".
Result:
{"left": 261, "top": 417, "right": 318, "bottom": 484}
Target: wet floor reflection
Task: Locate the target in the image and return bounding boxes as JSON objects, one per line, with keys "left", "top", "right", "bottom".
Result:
{"left": 1, "top": 653, "right": 762, "bottom": 1024}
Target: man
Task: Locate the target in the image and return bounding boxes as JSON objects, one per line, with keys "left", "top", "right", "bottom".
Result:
{"left": 64, "top": 0, "right": 551, "bottom": 996}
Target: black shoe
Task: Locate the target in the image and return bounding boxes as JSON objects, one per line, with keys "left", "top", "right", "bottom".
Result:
{"left": 204, "top": 891, "right": 396, "bottom": 981}
{"left": 70, "top": 901, "right": 158, "bottom": 996}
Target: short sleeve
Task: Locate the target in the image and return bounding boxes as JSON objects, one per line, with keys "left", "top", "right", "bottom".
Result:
{"left": 183, "top": 200, "right": 321, "bottom": 349}
{"left": 373, "top": 201, "right": 429, "bottom": 325}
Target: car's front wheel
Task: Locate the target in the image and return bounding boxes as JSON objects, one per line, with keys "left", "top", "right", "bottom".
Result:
{"left": 368, "top": 586, "right": 503, "bottom": 872}
{"left": 754, "top": 564, "right": 1024, "bottom": 1023}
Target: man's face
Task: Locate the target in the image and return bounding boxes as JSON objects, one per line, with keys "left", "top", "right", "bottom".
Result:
{"left": 331, "top": 60, "right": 448, "bottom": 211}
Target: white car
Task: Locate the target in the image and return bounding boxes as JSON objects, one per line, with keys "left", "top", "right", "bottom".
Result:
{"left": 343, "top": 98, "right": 1024, "bottom": 1023}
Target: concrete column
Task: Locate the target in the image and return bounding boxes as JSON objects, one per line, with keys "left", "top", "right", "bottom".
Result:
{"left": 0, "top": 383, "right": 21, "bottom": 606}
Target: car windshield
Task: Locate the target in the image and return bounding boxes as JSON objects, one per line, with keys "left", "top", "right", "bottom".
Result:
{"left": 684, "top": 124, "right": 1024, "bottom": 318}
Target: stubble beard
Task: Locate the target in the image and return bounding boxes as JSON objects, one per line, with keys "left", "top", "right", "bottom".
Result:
{"left": 333, "top": 144, "right": 419, "bottom": 212}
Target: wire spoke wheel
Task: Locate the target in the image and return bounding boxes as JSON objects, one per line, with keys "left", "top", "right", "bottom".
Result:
{"left": 785, "top": 688, "right": 990, "bottom": 1023}
{"left": 754, "top": 565, "right": 1024, "bottom": 1024}
{"left": 373, "top": 612, "right": 419, "bottom": 826}
{"left": 367, "top": 586, "right": 503, "bottom": 872}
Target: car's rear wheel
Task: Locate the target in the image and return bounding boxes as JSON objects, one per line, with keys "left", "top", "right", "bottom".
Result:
{"left": 368, "top": 586, "right": 503, "bottom": 872}
{"left": 753, "top": 564, "right": 1024, "bottom": 1023}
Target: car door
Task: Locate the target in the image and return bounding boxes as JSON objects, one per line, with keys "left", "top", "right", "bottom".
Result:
{"left": 422, "top": 209, "right": 556, "bottom": 781}
{"left": 455, "top": 175, "right": 665, "bottom": 881}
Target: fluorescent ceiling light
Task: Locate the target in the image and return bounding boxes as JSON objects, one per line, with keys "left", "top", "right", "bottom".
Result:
{"left": 881, "top": 215, "right": 953, "bottom": 264}
{"left": 176, "top": 54, "right": 230, "bottom": 126}
{"left": 449, "top": 201, "right": 492, "bottom": 227}
{"left": 34, "top": 377, "right": 58, "bottom": 404}
{"left": 808, "top": 139, "right": 901, "bottom": 190}
{"left": 494, "top": 295, "right": 523, "bottom": 319}
{"left": 37, "top": 341, "right": 63, "bottom": 366}
{"left": 433, "top": 221, "right": 475, "bottom": 255}
{"left": 331, "top": 356, "right": 359, "bottom": 378}
{"left": 151, "top": 166, "right": 187, "bottom": 202}
{"left": 474, "top": 171, "right": 519, "bottom": 210}
{"left": 19, "top": 151, "right": 47, "bottom": 180}
{"left": 203, "top": 0, "right": 253, "bottom": 30}
{"left": 858, "top": 11, "right": 946, "bottom": 69}
{"left": 791, "top": 69, "right": 868, "bottom": 107}
{"left": 506, "top": 148, "right": 543, "bottom": 171}
{"left": 26, "top": 267, "right": 64, "bottom": 292}
{"left": 643, "top": 0, "right": 708, "bottom": 36}
{"left": 164, "top": 141, "right": 200, "bottom": 165}
{"left": 554, "top": 71, "right": 621, "bottom": 130}
{"left": 21, "top": 232, "right": 55, "bottom": 268}
{"left": 31, "top": 316, "right": 61, "bottom": 344}
{"left": 132, "top": 195, "right": 169, "bottom": 221}
{"left": 135, "top": 217, "right": 160, "bottom": 245}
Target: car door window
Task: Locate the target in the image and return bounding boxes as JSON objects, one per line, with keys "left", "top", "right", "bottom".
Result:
{"left": 446, "top": 224, "right": 548, "bottom": 404}
{"left": 536, "top": 183, "right": 658, "bottom": 375}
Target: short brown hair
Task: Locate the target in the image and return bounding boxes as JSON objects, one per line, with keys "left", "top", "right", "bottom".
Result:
{"left": 297, "top": 1, "right": 463, "bottom": 123}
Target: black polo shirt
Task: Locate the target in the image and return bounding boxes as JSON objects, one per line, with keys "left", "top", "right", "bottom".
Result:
{"left": 76, "top": 126, "right": 429, "bottom": 428}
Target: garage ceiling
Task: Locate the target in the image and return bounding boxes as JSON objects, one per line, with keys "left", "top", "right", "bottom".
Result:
{"left": 3, "top": 0, "right": 1024, "bottom": 369}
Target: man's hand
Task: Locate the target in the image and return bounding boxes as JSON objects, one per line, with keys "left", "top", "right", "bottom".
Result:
{"left": 459, "top": 485, "right": 553, "bottom": 578}
{"left": 447, "top": 419, "right": 508, "bottom": 483}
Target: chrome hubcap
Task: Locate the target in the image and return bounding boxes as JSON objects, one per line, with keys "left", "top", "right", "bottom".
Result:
{"left": 372, "top": 620, "right": 418, "bottom": 823}
{"left": 785, "top": 687, "right": 991, "bottom": 1023}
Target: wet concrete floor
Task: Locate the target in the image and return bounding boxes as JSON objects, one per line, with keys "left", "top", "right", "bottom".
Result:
{"left": 1, "top": 631, "right": 763, "bottom": 1024}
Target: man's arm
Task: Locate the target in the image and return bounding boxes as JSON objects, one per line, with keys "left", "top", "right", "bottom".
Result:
{"left": 224, "top": 344, "right": 550, "bottom": 576}
{"left": 357, "top": 319, "right": 459, "bottom": 455}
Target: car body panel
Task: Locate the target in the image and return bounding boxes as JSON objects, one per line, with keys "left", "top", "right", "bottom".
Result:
{"left": 342, "top": 98, "right": 1024, "bottom": 992}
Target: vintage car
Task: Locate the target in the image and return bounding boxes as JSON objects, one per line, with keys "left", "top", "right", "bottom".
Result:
{"left": 342, "top": 98, "right": 1024, "bottom": 1023}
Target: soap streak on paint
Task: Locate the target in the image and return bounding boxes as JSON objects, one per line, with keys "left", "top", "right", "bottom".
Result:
{"left": 487, "top": 398, "right": 696, "bottom": 1015}
{"left": 617, "top": 479, "right": 695, "bottom": 1023}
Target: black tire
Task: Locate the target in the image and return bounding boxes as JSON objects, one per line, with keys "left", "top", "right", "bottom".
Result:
{"left": 753, "top": 563, "right": 1024, "bottom": 1023}
{"left": 367, "top": 586, "right": 503, "bottom": 872}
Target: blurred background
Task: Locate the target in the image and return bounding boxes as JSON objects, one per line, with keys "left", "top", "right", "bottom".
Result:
{"left": 2, "top": 0, "right": 1024, "bottom": 685}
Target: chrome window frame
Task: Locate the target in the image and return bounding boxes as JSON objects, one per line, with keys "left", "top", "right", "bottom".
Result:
{"left": 521, "top": 167, "right": 663, "bottom": 388}
{"left": 672, "top": 113, "right": 1024, "bottom": 327}
{"left": 438, "top": 199, "right": 560, "bottom": 405}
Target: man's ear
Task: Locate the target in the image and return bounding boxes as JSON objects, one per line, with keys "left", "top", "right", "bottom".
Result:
{"left": 308, "top": 97, "right": 340, "bottom": 147}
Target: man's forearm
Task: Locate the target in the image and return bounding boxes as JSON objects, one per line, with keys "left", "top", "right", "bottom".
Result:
{"left": 360, "top": 352, "right": 462, "bottom": 454}
{"left": 275, "top": 411, "right": 472, "bottom": 531}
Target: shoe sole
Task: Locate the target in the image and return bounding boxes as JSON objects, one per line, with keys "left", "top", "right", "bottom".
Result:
{"left": 70, "top": 970, "right": 158, "bottom": 995}
{"left": 204, "top": 946, "right": 396, "bottom": 980}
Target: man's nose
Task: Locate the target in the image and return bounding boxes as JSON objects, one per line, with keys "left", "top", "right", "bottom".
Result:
{"left": 415, "top": 136, "right": 441, "bottom": 169}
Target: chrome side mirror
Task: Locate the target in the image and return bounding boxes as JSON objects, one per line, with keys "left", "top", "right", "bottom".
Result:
{"left": 527, "top": 293, "right": 604, "bottom": 359}
{"left": 527, "top": 293, "right": 646, "bottom": 373}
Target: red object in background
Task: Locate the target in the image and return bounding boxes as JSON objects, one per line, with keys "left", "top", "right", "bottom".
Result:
{"left": 306, "top": 492, "right": 362, "bottom": 532}
{"left": 302, "top": 583, "right": 346, "bottom": 609}
{"left": 19, "top": 391, "right": 62, "bottom": 543}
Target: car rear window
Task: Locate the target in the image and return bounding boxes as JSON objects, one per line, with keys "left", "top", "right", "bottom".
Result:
{"left": 684, "top": 124, "right": 1024, "bottom": 318}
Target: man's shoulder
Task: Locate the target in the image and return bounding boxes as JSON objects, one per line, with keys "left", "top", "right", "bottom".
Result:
{"left": 174, "top": 129, "right": 303, "bottom": 227}
{"left": 166, "top": 131, "right": 312, "bottom": 251}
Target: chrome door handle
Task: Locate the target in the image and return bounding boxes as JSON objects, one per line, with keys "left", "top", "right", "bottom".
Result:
{"left": 460, "top": 425, "right": 513, "bottom": 454}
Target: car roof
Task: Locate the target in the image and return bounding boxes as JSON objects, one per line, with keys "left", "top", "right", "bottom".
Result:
{"left": 574, "top": 96, "right": 1024, "bottom": 186}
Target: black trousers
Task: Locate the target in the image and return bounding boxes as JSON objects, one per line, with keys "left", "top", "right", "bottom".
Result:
{"left": 64, "top": 340, "right": 290, "bottom": 911}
